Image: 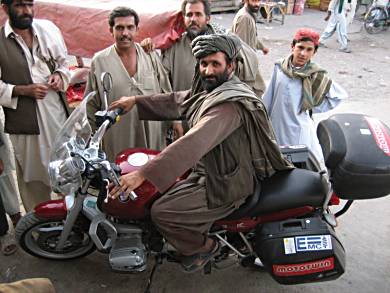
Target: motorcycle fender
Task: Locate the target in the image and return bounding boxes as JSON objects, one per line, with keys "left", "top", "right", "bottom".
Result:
{"left": 34, "top": 199, "right": 67, "bottom": 219}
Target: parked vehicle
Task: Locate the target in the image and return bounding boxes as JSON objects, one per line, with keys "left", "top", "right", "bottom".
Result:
{"left": 364, "top": 0, "right": 390, "bottom": 33}
{"left": 15, "top": 73, "right": 390, "bottom": 289}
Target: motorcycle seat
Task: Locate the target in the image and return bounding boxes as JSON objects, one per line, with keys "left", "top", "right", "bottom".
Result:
{"left": 224, "top": 168, "right": 328, "bottom": 220}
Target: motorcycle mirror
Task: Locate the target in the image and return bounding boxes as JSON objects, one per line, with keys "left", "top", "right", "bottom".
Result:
{"left": 100, "top": 72, "right": 113, "bottom": 111}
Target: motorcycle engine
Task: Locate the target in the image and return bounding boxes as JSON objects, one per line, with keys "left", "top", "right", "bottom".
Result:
{"left": 109, "top": 233, "right": 147, "bottom": 272}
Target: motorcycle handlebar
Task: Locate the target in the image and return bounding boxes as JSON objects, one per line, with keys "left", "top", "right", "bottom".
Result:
{"left": 95, "top": 108, "right": 124, "bottom": 128}
{"left": 106, "top": 108, "right": 123, "bottom": 125}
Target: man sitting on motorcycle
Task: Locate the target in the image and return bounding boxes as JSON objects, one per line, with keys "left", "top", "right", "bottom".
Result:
{"left": 109, "top": 34, "right": 292, "bottom": 273}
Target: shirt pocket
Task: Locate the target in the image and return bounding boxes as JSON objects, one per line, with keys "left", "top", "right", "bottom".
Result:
{"left": 138, "top": 73, "right": 158, "bottom": 92}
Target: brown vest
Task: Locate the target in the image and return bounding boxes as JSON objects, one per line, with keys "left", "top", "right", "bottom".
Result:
{"left": 187, "top": 77, "right": 293, "bottom": 208}
{"left": 0, "top": 27, "right": 69, "bottom": 134}
{"left": 201, "top": 124, "right": 255, "bottom": 208}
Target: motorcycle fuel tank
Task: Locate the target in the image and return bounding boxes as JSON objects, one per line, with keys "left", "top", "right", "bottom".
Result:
{"left": 102, "top": 148, "right": 161, "bottom": 220}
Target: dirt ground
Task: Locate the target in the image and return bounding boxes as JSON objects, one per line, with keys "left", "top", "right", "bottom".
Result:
{"left": 1, "top": 8, "right": 390, "bottom": 293}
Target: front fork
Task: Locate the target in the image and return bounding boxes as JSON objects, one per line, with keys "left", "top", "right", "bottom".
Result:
{"left": 55, "top": 179, "right": 91, "bottom": 251}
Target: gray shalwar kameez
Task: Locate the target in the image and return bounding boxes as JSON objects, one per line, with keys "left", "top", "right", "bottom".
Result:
{"left": 85, "top": 44, "right": 172, "bottom": 161}
{"left": 162, "top": 27, "right": 265, "bottom": 96}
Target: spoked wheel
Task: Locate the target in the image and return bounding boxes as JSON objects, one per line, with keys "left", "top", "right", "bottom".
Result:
{"left": 15, "top": 212, "right": 95, "bottom": 260}
{"left": 364, "top": 7, "right": 387, "bottom": 34}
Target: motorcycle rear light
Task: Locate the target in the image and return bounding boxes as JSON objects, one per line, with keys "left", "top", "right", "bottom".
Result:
{"left": 329, "top": 193, "right": 340, "bottom": 205}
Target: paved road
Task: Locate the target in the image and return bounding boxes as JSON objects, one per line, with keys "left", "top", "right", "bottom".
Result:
{"left": 1, "top": 8, "right": 389, "bottom": 293}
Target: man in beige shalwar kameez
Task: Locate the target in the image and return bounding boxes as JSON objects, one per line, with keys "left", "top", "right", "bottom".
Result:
{"left": 232, "top": 0, "right": 269, "bottom": 54}
{"left": 163, "top": 0, "right": 265, "bottom": 96}
{"left": 158, "top": 0, "right": 266, "bottom": 138}
{"left": 109, "top": 34, "right": 292, "bottom": 273}
{"left": 85, "top": 7, "right": 172, "bottom": 161}
{"left": 0, "top": 0, "right": 70, "bottom": 211}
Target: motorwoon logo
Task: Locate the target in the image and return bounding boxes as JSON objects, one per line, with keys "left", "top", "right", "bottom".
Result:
{"left": 365, "top": 117, "right": 390, "bottom": 156}
{"left": 273, "top": 257, "right": 335, "bottom": 276}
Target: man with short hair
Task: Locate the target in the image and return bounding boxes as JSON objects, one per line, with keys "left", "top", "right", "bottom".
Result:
{"left": 263, "top": 28, "right": 347, "bottom": 168}
{"left": 231, "top": 0, "right": 269, "bottom": 54}
{"left": 0, "top": 0, "right": 71, "bottom": 211}
{"left": 109, "top": 34, "right": 291, "bottom": 273}
{"left": 85, "top": 6, "right": 172, "bottom": 161}
{"left": 319, "top": 0, "right": 352, "bottom": 53}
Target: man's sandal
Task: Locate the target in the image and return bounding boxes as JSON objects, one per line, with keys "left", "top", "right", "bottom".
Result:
{"left": 10, "top": 212, "right": 21, "bottom": 228}
{"left": 181, "top": 240, "right": 220, "bottom": 273}
{"left": 0, "top": 232, "right": 18, "bottom": 256}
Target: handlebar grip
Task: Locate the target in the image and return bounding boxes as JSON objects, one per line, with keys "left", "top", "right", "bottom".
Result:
{"left": 106, "top": 108, "right": 124, "bottom": 125}
{"left": 95, "top": 108, "right": 124, "bottom": 127}
{"left": 114, "top": 107, "right": 124, "bottom": 115}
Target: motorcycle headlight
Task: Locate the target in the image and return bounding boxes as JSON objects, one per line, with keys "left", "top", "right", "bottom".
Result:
{"left": 48, "top": 157, "right": 85, "bottom": 194}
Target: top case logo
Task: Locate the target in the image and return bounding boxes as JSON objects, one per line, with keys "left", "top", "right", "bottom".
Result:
{"left": 295, "top": 235, "right": 332, "bottom": 252}
{"left": 365, "top": 117, "right": 390, "bottom": 156}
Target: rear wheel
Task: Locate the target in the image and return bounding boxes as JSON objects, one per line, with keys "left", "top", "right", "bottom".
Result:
{"left": 15, "top": 212, "right": 95, "bottom": 260}
{"left": 364, "top": 7, "right": 387, "bottom": 34}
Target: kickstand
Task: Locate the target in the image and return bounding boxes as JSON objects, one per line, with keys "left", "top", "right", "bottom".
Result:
{"left": 144, "top": 255, "right": 163, "bottom": 293}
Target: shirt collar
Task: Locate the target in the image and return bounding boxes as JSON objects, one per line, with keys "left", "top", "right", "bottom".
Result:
{"left": 4, "top": 20, "right": 14, "bottom": 38}
{"left": 4, "top": 19, "right": 37, "bottom": 39}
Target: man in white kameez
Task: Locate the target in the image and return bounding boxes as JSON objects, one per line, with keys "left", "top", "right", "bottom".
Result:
{"left": 319, "top": 0, "right": 352, "bottom": 53}
{"left": 85, "top": 6, "right": 172, "bottom": 161}
{"left": 263, "top": 29, "right": 347, "bottom": 169}
{"left": 0, "top": 0, "right": 70, "bottom": 211}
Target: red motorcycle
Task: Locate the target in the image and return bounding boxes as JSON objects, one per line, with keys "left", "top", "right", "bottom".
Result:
{"left": 15, "top": 73, "right": 390, "bottom": 288}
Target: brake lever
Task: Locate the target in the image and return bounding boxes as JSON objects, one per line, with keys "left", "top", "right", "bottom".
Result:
{"left": 101, "top": 161, "right": 138, "bottom": 202}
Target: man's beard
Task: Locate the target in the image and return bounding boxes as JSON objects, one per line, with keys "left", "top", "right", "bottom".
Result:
{"left": 186, "top": 23, "right": 208, "bottom": 40}
{"left": 247, "top": 4, "right": 259, "bottom": 14}
{"left": 9, "top": 8, "right": 33, "bottom": 29}
{"left": 201, "top": 68, "right": 230, "bottom": 93}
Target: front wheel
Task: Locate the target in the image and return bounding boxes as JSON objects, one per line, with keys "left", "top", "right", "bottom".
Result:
{"left": 15, "top": 212, "right": 95, "bottom": 260}
{"left": 364, "top": 7, "right": 387, "bottom": 34}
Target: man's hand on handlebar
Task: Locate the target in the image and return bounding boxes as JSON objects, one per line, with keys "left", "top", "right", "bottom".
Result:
{"left": 109, "top": 170, "right": 145, "bottom": 199}
{"left": 108, "top": 96, "right": 136, "bottom": 114}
